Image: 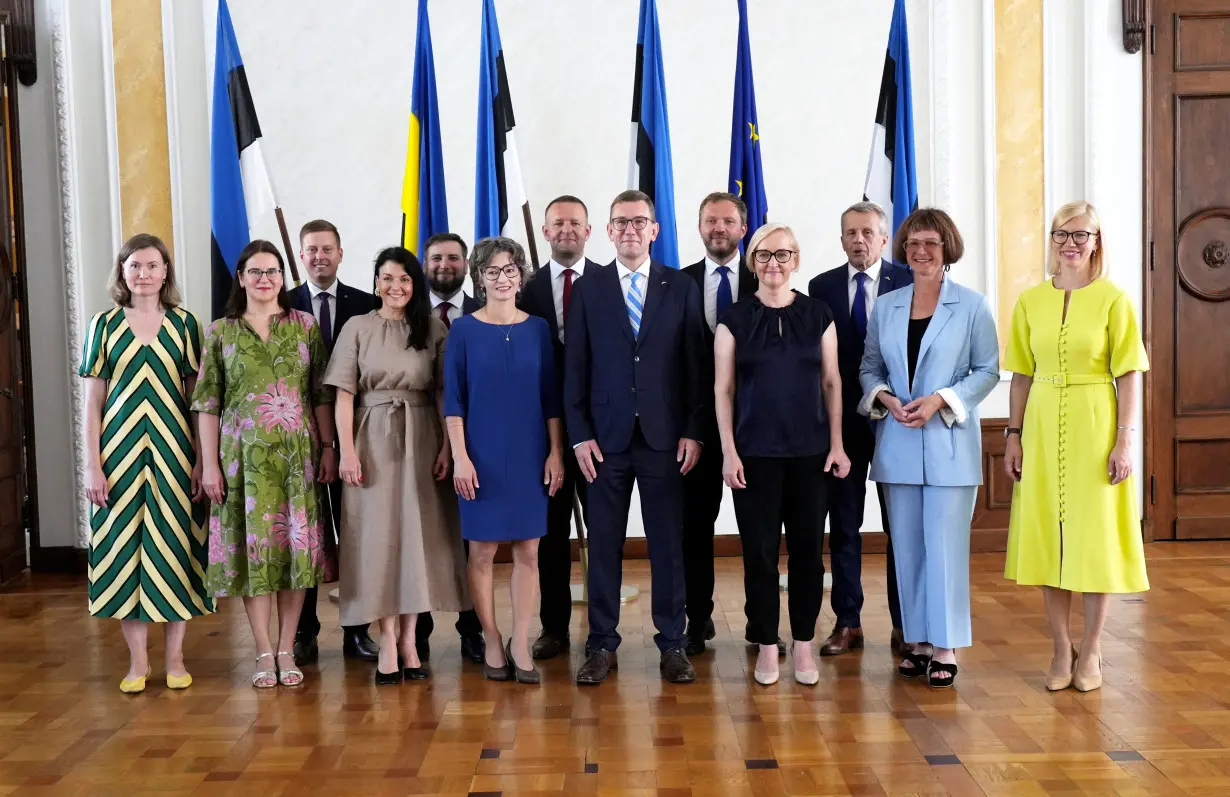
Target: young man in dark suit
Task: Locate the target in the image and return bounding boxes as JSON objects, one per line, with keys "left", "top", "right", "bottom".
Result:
{"left": 679, "top": 192, "right": 759, "bottom": 656}
{"left": 518, "top": 195, "right": 601, "bottom": 660}
{"left": 290, "top": 219, "right": 380, "bottom": 666}
{"left": 414, "top": 231, "right": 485, "bottom": 665}
{"left": 564, "top": 189, "right": 708, "bottom": 685}
{"left": 806, "top": 201, "right": 914, "bottom": 658}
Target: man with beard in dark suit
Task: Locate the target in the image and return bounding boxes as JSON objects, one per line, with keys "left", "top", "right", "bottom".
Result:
{"left": 807, "top": 201, "right": 914, "bottom": 658}
{"left": 518, "top": 195, "right": 601, "bottom": 660}
{"left": 414, "top": 231, "right": 485, "bottom": 665}
{"left": 679, "top": 192, "right": 762, "bottom": 656}
{"left": 289, "top": 219, "right": 380, "bottom": 666}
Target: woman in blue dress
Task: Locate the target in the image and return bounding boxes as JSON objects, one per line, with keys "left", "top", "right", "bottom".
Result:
{"left": 445, "top": 237, "right": 565, "bottom": 684}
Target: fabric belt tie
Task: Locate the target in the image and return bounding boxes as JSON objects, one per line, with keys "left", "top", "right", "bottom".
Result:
{"left": 357, "top": 389, "right": 431, "bottom": 408}
{"left": 1031, "top": 372, "right": 1113, "bottom": 387}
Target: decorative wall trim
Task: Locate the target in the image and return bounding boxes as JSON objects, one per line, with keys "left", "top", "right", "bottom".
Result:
{"left": 1083, "top": 0, "right": 1099, "bottom": 204}
{"left": 928, "top": 0, "right": 952, "bottom": 210}
{"left": 99, "top": 0, "right": 121, "bottom": 254}
{"left": 49, "top": 1, "right": 88, "bottom": 551}
{"left": 982, "top": 1, "right": 999, "bottom": 330}
{"left": 161, "top": 0, "right": 184, "bottom": 271}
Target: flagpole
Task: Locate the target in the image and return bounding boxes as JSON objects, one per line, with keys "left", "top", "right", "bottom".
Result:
{"left": 274, "top": 207, "right": 302, "bottom": 287}
{"left": 521, "top": 204, "right": 540, "bottom": 270}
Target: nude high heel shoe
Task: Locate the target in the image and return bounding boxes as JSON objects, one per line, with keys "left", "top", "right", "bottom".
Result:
{"left": 1072, "top": 652, "right": 1103, "bottom": 692}
{"left": 1046, "top": 646, "right": 1078, "bottom": 692}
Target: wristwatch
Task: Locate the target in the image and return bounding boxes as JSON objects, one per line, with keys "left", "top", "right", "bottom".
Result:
{"left": 321, "top": 439, "right": 338, "bottom": 450}
{"left": 1004, "top": 427, "right": 1022, "bottom": 439}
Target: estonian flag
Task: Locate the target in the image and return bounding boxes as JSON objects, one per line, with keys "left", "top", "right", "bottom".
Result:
{"left": 210, "top": 0, "right": 277, "bottom": 320}
{"left": 628, "top": 0, "right": 679, "bottom": 269}
{"left": 728, "top": 0, "right": 767, "bottom": 251}
{"left": 863, "top": 0, "right": 918, "bottom": 237}
{"left": 402, "top": 0, "right": 449, "bottom": 257}
{"left": 475, "top": 0, "right": 531, "bottom": 259}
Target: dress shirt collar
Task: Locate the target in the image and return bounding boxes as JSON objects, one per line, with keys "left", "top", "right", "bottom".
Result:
{"left": 705, "top": 254, "right": 740, "bottom": 277}
{"left": 430, "top": 289, "right": 465, "bottom": 309}
{"left": 616, "top": 258, "right": 651, "bottom": 281}
{"left": 847, "top": 258, "right": 883, "bottom": 284}
{"left": 550, "top": 259, "right": 586, "bottom": 280}
{"left": 307, "top": 279, "right": 338, "bottom": 299}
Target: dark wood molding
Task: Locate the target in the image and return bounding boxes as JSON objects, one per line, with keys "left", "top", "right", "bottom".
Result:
{"left": 1123, "top": 0, "right": 1147, "bottom": 53}
{"left": 29, "top": 546, "right": 87, "bottom": 574}
{"left": 0, "top": 0, "right": 35, "bottom": 85}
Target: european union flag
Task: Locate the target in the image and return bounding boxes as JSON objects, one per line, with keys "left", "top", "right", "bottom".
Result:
{"left": 728, "top": 0, "right": 767, "bottom": 250}
{"left": 628, "top": 0, "right": 679, "bottom": 268}
{"left": 401, "top": 0, "right": 449, "bottom": 256}
{"left": 210, "top": 0, "right": 276, "bottom": 319}
{"left": 864, "top": 0, "right": 918, "bottom": 236}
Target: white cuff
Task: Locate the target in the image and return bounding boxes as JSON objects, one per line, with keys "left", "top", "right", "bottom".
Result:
{"left": 858, "top": 384, "right": 891, "bottom": 420}
{"left": 936, "top": 388, "right": 967, "bottom": 427}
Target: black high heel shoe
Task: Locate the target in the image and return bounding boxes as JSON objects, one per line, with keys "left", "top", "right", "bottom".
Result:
{"left": 375, "top": 655, "right": 403, "bottom": 686}
{"left": 898, "top": 651, "right": 932, "bottom": 679}
{"left": 483, "top": 640, "right": 514, "bottom": 681}
{"left": 399, "top": 651, "right": 429, "bottom": 681}
{"left": 508, "top": 641, "right": 540, "bottom": 685}
{"left": 927, "top": 660, "right": 958, "bottom": 689}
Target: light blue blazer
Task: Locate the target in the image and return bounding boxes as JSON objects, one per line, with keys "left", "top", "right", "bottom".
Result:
{"left": 858, "top": 277, "right": 1000, "bottom": 486}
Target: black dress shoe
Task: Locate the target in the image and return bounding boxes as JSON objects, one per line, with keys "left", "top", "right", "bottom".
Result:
{"left": 293, "top": 632, "right": 319, "bottom": 667}
{"left": 374, "top": 666, "right": 402, "bottom": 686}
{"left": 403, "top": 666, "right": 431, "bottom": 681}
{"left": 684, "top": 636, "right": 706, "bottom": 656}
{"left": 459, "top": 633, "right": 486, "bottom": 664}
{"left": 508, "top": 641, "right": 540, "bottom": 685}
{"left": 531, "top": 632, "right": 570, "bottom": 661}
{"left": 576, "top": 648, "right": 615, "bottom": 685}
{"left": 704, "top": 618, "right": 716, "bottom": 640}
{"left": 343, "top": 630, "right": 379, "bottom": 662}
{"left": 660, "top": 649, "right": 696, "bottom": 683}
{"left": 684, "top": 619, "right": 714, "bottom": 656}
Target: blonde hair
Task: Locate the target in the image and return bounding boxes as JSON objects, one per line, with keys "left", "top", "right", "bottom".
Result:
{"left": 1047, "top": 200, "right": 1105, "bottom": 279}
{"left": 110, "top": 233, "right": 182, "bottom": 308}
{"left": 744, "top": 222, "right": 801, "bottom": 272}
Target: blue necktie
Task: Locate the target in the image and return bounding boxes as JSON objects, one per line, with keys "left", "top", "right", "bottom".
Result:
{"left": 716, "top": 265, "right": 733, "bottom": 320}
{"left": 626, "top": 272, "right": 644, "bottom": 337}
{"left": 852, "top": 271, "right": 869, "bottom": 338}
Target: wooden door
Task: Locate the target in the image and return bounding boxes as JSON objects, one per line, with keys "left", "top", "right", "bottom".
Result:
{"left": 1148, "top": 0, "right": 1230, "bottom": 539}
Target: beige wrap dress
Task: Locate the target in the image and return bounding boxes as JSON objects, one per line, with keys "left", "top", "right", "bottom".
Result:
{"left": 324, "top": 311, "right": 470, "bottom": 626}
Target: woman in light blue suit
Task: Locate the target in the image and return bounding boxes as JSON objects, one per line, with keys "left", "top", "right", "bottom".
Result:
{"left": 858, "top": 208, "right": 999, "bottom": 688}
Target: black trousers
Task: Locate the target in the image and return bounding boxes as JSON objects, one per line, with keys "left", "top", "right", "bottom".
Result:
{"left": 298, "top": 480, "right": 368, "bottom": 639}
{"left": 732, "top": 454, "right": 827, "bottom": 645}
{"left": 825, "top": 437, "right": 903, "bottom": 630}
{"left": 538, "top": 451, "right": 588, "bottom": 636}
{"left": 416, "top": 540, "right": 483, "bottom": 643}
{"left": 585, "top": 423, "right": 686, "bottom": 653}
{"left": 681, "top": 438, "right": 722, "bottom": 636}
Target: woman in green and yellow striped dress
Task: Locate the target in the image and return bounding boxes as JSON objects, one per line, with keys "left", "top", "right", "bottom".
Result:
{"left": 79, "top": 233, "right": 214, "bottom": 694}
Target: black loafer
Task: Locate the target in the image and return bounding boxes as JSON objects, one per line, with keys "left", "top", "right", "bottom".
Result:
{"left": 660, "top": 649, "right": 696, "bottom": 684}
{"left": 293, "top": 632, "right": 319, "bottom": 667}
{"left": 576, "top": 648, "right": 615, "bottom": 685}
{"left": 531, "top": 632, "right": 570, "bottom": 661}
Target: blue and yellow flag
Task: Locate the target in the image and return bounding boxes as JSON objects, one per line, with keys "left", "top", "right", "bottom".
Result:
{"left": 401, "top": 0, "right": 448, "bottom": 256}
{"left": 728, "top": 0, "right": 767, "bottom": 250}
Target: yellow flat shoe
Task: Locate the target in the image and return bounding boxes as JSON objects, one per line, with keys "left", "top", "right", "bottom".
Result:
{"left": 166, "top": 672, "right": 193, "bottom": 690}
{"left": 120, "top": 666, "right": 151, "bottom": 694}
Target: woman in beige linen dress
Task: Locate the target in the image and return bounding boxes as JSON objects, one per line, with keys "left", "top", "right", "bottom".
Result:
{"left": 327, "top": 246, "right": 470, "bottom": 685}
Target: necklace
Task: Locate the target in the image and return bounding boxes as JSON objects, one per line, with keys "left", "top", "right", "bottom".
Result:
{"left": 498, "top": 324, "right": 514, "bottom": 341}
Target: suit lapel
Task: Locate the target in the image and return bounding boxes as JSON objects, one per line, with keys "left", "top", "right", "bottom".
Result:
{"left": 604, "top": 262, "right": 636, "bottom": 345}
{"left": 634, "top": 263, "right": 667, "bottom": 347}
{"left": 536, "top": 270, "right": 560, "bottom": 341}
{"left": 831, "top": 266, "right": 852, "bottom": 326}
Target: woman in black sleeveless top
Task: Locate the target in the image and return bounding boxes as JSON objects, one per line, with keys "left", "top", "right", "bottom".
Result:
{"left": 715, "top": 222, "right": 850, "bottom": 687}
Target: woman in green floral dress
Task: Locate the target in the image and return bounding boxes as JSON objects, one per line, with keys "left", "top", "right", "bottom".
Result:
{"left": 193, "top": 240, "right": 338, "bottom": 688}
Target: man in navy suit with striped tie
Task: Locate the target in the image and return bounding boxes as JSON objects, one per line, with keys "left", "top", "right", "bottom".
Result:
{"left": 807, "top": 201, "right": 913, "bottom": 658}
{"left": 565, "top": 189, "right": 708, "bottom": 686}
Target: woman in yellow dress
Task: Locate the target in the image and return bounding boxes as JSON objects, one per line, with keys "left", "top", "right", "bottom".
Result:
{"left": 1003, "top": 201, "right": 1149, "bottom": 693}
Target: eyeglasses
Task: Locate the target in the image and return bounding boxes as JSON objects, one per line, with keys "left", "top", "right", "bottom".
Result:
{"left": 752, "top": 249, "right": 797, "bottom": 264}
{"left": 1050, "top": 230, "right": 1097, "bottom": 245}
{"left": 481, "top": 265, "right": 521, "bottom": 282}
{"left": 904, "top": 239, "right": 943, "bottom": 251}
{"left": 611, "top": 216, "right": 652, "bottom": 231}
{"left": 244, "top": 268, "right": 282, "bottom": 281}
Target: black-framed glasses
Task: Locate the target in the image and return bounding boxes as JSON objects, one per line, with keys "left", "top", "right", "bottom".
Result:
{"left": 481, "top": 265, "right": 521, "bottom": 281}
{"left": 752, "top": 248, "right": 797, "bottom": 264}
{"left": 244, "top": 268, "right": 282, "bottom": 281}
{"left": 611, "top": 216, "right": 652, "bottom": 231}
{"left": 1050, "top": 230, "right": 1097, "bottom": 245}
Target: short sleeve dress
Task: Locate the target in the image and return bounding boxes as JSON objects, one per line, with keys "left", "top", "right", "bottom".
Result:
{"left": 1003, "top": 278, "right": 1150, "bottom": 593}
{"left": 78, "top": 307, "right": 214, "bottom": 621}
{"left": 191, "top": 310, "right": 335, "bottom": 598}
{"left": 324, "top": 311, "right": 469, "bottom": 626}
{"left": 443, "top": 314, "right": 561, "bottom": 541}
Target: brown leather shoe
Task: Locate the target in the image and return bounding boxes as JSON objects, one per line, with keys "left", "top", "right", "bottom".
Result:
{"left": 531, "top": 632, "right": 569, "bottom": 661}
{"left": 819, "top": 626, "right": 865, "bottom": 657}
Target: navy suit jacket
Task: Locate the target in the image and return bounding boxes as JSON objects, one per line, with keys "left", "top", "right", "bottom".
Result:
{"left": 681, "top": 258, "right": 757, "bottom": 444}
{"left": 519, "top": 259, "right": 600, "bottom": 403}
{"left": 807, "top": 261, "right": 913, "bottom": 456}
{"left": 564, "top": 261, "right": 707, "bottom": 453}
{"left": 289, "top": 281, "right": 379, "bottom": 356}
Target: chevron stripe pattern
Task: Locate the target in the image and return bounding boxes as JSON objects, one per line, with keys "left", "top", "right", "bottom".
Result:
{"left": 78, "top": 307, "right": 214, "bottom": 622}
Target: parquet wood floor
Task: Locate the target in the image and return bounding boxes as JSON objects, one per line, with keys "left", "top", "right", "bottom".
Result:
{"left": 4, "top": 543, "right": 1230, "bottom": 796}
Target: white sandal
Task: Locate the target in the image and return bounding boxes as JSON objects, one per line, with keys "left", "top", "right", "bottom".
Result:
{"left": 276, "top": 651, "right": 304, "bottom": 686}
{"left": 252, "top": 653, "right": 277, "bottom": 688}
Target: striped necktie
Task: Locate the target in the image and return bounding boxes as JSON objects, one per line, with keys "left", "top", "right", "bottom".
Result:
{"left": 626, "top": 272, "right": 644, "bottom": 337}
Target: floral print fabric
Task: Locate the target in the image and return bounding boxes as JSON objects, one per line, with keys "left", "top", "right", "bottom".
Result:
{"left": 192, "top": 310, "right": 335, "bottom": 597}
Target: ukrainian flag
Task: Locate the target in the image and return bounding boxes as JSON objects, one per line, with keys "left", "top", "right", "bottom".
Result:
{"left": 401, "top": 0, "right": 448, "bottom": 256}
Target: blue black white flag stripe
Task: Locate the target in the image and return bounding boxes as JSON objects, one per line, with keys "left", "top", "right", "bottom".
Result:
{"left": 863, "top": 0, "right": 918, "bottom": 237}
{"left": 210, "top": 0, "right": 277, "bottom": 320}
{"left": 475, "top": 0, "right": 530, "bottom": 252}
{"left": 628, "top": 0, "right": 680, "bottom": 268}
